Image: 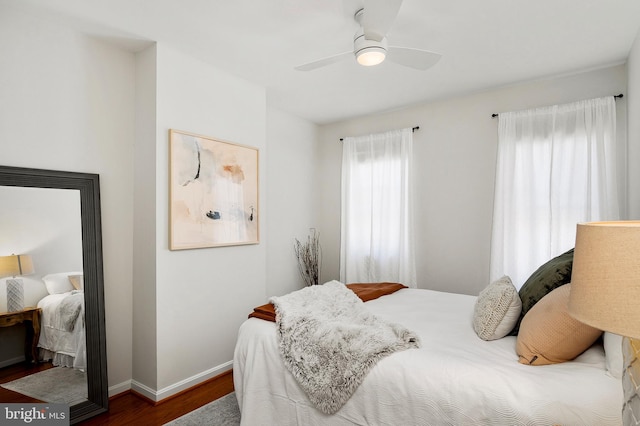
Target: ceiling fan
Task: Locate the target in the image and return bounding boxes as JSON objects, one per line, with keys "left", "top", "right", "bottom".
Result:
{"left": 295, "top": 0, "right": 442, "bottom": 71}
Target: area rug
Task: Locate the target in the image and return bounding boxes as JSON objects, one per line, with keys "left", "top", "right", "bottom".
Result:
{"left": 164, "top": 392, "right": 240, "bottom": 426}
{"left": 0, "top": 367, "right": 87, "bottom": 405}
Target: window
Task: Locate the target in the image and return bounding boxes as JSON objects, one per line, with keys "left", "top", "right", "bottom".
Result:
{"left": 340, "top": 128, "right": 416, "bottom": 287}
{"left": 490, "top": 96, "right": 620, "bottom": 288}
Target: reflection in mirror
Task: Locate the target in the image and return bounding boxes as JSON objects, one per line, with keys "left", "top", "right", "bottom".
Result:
{"left": 0, "top": 187, "right": 86, "bottom": 396}
{"left": 0, "top": 166, "right": 107, "bottom": 424}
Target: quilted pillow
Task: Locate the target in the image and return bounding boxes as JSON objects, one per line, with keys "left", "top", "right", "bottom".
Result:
{"left": 510, "top": 248, "right": 574, "bottom": 335}
{"left": 516, "top": 284, "right": 602, "bottom": 365}
{"left": 473, "top": 276, "right": 521, "bottom": 341}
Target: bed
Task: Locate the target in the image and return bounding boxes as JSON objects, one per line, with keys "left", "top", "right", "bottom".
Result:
{"left": 233, "top": 280, "right": 622, "bottom": 425}
{"left": 36, "top": 272, "right": 86, "bottom": 370}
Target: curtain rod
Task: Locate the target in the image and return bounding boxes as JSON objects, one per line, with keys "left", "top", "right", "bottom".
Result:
{"left": 339, "top": 126, "right": 419, "bottom": 141}
{"left": 490, "top": 94, "right": 624, "bottom": 118}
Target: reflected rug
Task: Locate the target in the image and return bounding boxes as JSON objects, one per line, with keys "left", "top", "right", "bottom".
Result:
{"left": 1, "top": 367, "right": 87, "bottom": 405}
{"left": 164, "top": 392, "right": 240, "bottom": 426}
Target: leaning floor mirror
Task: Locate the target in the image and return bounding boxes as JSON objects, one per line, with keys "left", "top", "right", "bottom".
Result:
{"left": 0, "top": 165, "right": 108, "bottom": 423}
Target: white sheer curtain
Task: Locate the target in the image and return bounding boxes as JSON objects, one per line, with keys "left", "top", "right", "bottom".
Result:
{"left": 490, "top": 96, "right": 620, "bottom": 289}
{"left": 340, "top": 128, "right": 416, "bottom": 287}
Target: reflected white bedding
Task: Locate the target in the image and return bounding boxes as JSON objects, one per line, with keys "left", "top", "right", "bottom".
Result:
{"left": 233, "top": 288, "right": 622, "bottom": 425}
{"left": 37, "top": 291, "right": 86, "bottom": 370}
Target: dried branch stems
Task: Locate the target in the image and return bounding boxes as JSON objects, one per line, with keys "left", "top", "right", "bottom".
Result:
{"left": 294, "top": 229, "right": 322, "bottom": 286}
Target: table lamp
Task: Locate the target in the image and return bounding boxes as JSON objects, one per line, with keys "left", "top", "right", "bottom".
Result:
{"left": 0, "top": 254, "right": 34, "bottom": 312}
{"left": 568, "top": 221, "right": 640, "bottom": 425}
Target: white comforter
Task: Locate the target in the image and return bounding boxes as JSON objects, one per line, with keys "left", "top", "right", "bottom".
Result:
{"left": 234, "top": 288, "right": 622, "bottom": 426}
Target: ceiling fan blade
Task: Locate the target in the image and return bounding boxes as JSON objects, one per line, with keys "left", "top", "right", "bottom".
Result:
{"left": 294, "top": 51, "right": 352, "bottom": 71}
{"left": 362, "top": 0, "right": 403, "bottom": 42}
{"left": 387, "top": 46, "right": 442, "bottom": 70}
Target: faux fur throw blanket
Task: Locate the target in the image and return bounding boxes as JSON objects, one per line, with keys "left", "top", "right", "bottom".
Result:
{"left": 269, "top": 280, "right": 420, "bottom": 414}
{"left": 57, "top": 291, "right": 83, "bottom": 331}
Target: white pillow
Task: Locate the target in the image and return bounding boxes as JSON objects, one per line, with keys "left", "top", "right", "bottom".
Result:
{"left": 604, "top": 332, "right": 623, "bottom": 379}
{"left": 42, "top": 271, "right": 82, "bottom": 295}
{"left": 473, "top": 275, "right": 522, "bottom": 341}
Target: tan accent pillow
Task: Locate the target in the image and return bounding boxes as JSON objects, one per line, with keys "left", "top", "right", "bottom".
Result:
{"left": 472, "top": 276, "right": 522, "bottom": 341}
{"left": 516, "top": 284, "right": 602, "bottom": 365}
{"left": 68, "top": 274, "right": 84, "bottom": 291}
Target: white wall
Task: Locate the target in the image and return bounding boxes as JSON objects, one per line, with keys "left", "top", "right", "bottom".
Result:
{"left": 131, "top": 44, "right": 159, "bottom": 393}
{"left": 628, "top": 29, "right": 640, "bottom": 219}
{"left": 319, "top": 65, "right": 628, "bottom": 296}
{"left": 128, "top": 49, "right": 322, "bottom": 399}
{"left": 0, "top": 5, "right": 135, "bottom": 392}
{"left": 151, "top": 44, "right": 268, "bottom": 396}
{"left": 266, "top": 107, "right": 320, "bottom": 297}
{"left": 0, "top": 187, "right": 82, "bottom": 309}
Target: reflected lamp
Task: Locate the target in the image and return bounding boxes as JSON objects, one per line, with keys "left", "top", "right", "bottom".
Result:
{"left": 0, "top": 254, "right": 34, "bottom": 312}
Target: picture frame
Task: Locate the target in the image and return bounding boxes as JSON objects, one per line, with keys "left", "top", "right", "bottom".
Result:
{"left": 169, "top": 129, "right": 259, "bottom": 250}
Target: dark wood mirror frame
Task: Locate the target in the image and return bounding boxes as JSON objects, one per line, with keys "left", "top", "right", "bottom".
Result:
{"left": 0, "top": 165, "right": 108, "bottom": 423}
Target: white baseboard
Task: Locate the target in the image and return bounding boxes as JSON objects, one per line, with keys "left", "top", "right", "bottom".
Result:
{"left": 128, "top": 360, "right": 233, "bottom": 403}
{"left": 0, "top": 356, "right": 26, "bottom": 369}
{"left": 130, "top": 379, "right": 156, "bottom": 401}
{"left": 108, "top": 379, "right": 132, "bottom": 398}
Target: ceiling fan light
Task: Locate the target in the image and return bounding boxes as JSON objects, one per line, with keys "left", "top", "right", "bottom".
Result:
{"left": 356, "top": 47, "right": 386, "bottom": 66}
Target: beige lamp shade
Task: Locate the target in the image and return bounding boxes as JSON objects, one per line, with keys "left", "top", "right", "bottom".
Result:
{"left": 0, "top": 254, "right": 34, "bottom": 278}
{"left": 568, "top": 221, "right": 640, "bottom": 340}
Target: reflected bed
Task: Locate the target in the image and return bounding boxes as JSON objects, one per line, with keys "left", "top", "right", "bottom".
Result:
{"left": 37, "top": 272, "right": 86, "bottom": 370}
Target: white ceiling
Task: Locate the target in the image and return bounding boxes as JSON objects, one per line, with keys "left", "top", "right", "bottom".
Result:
{"left": 10, "top": 0, "right": 640, "bottom": 124}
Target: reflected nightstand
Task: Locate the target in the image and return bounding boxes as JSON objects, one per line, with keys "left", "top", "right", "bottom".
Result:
{"left": 0, "top": 307, "right": 41, "bottom": 363}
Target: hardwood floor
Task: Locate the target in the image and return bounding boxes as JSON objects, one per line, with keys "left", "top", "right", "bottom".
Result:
{"left": 79, "top": 370, "right": 235, "bottom": 426}
{"left": 1, "top": 362, "right": 234, "bottom": 425}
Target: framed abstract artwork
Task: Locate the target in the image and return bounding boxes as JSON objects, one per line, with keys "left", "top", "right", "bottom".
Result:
{"left": 169, "top": 129, "right": 259, "bottom": 250}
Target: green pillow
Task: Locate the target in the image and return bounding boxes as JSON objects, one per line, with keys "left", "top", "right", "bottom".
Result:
{"left": 509, "top": 248, "right": 574, "bottom": 335}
